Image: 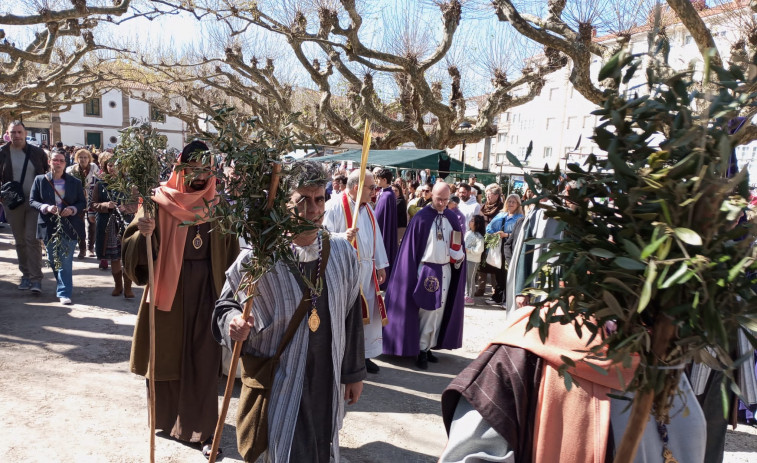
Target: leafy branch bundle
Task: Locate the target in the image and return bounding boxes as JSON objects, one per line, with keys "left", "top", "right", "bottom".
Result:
{"left": 510, "top": 46, "right": 757, "bottom": 461}
{"left": 191, "top": 107, "right": 319, "bottom": 289}
{"left": 108, "top": 120, "right": 169, "bottom": 217}
{"left": 46, "top": 214, "right": 73, "bottom": 270}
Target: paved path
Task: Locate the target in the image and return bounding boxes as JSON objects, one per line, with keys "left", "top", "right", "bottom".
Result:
{"left": 0, "top": 225, "right": 755, "bottom": 462}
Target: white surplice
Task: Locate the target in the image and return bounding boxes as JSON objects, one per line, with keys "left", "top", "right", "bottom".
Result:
{"left": 323, "top": 195, "right": 389, "bottom": 358}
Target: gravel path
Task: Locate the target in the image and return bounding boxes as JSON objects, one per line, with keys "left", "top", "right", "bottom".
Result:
{"left": 0, "top": 226, "right": 755, "bottom": 462}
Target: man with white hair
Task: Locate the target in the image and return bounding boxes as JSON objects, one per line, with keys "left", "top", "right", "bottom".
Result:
{"left": 323, "top": 169, "right": 389, "bottom": 374}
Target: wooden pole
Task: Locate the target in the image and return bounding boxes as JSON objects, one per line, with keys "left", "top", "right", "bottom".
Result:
{"left": 350, "top": 120, "right": 372, "bottom": 237}
{"left": 146, "top": 216, "right": 157, "bottom": 463}
{"left": 208, "top": 163, "right": 282, "bottom": 463}
{"left": 612, "top": 315, "right": 676, "bottom": 463}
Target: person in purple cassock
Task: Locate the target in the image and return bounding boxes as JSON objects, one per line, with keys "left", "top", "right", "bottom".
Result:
{"left": 373, "top": 168, "right": 397, "bottom": 291}
{"left": 382, "top": 182, "right": 466, "bottom": 370}
{"left": 446, "top": 195, "right": 467, "bottom": 231}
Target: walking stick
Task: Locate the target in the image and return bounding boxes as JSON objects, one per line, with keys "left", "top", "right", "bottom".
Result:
{"left": 208, "top": 163, "right": 282, "bottom": 463}
{"left": 146, "top": 210, "right": 157, "bottom": 463}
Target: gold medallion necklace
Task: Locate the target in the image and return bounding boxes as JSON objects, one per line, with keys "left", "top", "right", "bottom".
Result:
{"left": 192, "top": 225, "right": 203, "bottom": 250}
{"left": 294, "top": 235, "right": 323, "bottom": 332}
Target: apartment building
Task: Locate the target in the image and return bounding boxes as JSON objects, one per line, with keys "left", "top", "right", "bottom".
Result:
{"left": 450, "top": 1, "right": 757, "bottom": 183}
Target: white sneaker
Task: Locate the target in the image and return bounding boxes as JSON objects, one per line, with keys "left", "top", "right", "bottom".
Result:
{"left": 59, "top": 297, "right": 73, "bottom": 305}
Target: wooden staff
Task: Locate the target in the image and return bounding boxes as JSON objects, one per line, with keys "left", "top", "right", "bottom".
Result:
{"left": 350, "top": 120, "right": 372, "bottom": 236}
{"left": 146, "top": 210, "right": 157, "bottom": 463}
{"left": 208, "top": 163, "right": 282, "bottom": 463}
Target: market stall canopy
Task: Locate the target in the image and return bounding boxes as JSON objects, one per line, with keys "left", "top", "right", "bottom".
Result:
{"left": 316, "top": 149, "right": 491, "bottom": 176}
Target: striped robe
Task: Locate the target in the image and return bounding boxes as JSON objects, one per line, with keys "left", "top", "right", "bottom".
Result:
{"left": 213, "top": 233, "right": 362, "bottom": 462}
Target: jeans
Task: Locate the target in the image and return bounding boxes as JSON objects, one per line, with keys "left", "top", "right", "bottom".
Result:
{"left": 45, "top": 236, "right": 77, "bottom": 298}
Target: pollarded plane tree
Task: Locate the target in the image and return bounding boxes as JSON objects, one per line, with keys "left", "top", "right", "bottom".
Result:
{"left": 0, "top": 0, "right": 133, "bottom": 127}
{"left": 493, "top": 0, "right": 757, "bottom": 144}
{"left": 102, "top": 13, "right": 350, "bottom": 146}
{"left": 146, "top": 0, "right": 569, "bottom": 150}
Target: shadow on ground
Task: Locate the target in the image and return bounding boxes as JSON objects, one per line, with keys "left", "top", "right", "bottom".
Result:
{"left": 341, "top": 440, "right": 436, "bottom": 463}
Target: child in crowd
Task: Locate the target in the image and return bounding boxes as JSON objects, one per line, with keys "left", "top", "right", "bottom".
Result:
{"left": 464, "top": 215, "right": 486, "bottom": 305}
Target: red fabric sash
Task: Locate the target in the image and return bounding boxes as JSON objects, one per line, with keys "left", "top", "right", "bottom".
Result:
{"left": 341, "top": 193, "right": 388, "bottom": 326}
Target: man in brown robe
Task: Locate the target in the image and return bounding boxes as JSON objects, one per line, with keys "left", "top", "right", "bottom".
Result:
{"left": 122, "top": 141, "right": 239, "bottom": 456}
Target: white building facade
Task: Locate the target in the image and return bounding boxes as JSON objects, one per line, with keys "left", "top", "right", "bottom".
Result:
{"left": 52, "top": 88, "right": 186, "bottom": 150}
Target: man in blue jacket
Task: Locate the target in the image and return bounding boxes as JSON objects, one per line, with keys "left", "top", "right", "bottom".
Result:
{"left": 29, "top": 148, "right": 85, "bottom": 304}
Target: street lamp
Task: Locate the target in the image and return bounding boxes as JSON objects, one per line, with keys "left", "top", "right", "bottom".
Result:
{"left": 459, "top": 121, "right": 472, "bottom": 173}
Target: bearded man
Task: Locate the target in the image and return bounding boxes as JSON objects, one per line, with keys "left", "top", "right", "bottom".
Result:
{"left": 122, "top": 140, "right": 240, "bottom": 457}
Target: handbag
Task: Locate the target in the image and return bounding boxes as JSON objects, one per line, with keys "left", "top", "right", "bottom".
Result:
{"left": 236, "top": 235, "right": 331, "bottom": 462}
{"left": 0, "top": 152, "right": 30, "bottom": 210}
{"left": 484, "top": 234, "right": 502, "bottom": 269}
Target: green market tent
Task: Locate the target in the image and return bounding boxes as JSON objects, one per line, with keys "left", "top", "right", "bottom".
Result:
{"left": 316, "top": 149, "right": 495, "bottom": 183}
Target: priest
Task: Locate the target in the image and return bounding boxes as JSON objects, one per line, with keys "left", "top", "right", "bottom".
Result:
{"left": 373, "top": 167, "right": 397, "bottom": 290}
{"left": 323, "top": 169, "right": 389, "bottom": 374}
{"left": 382, "top": 182, "right": 466, "bottom": 370}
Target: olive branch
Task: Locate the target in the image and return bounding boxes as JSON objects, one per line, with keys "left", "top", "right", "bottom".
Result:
{"left": 510, "top": 38, "right": 757, "bottom": 462}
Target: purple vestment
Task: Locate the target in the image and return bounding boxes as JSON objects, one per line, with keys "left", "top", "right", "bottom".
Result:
{"left": 450, "top": 206, "right": 466, "bottom": 232}
{"left": 383, "top": 205, "right": 467, "bottom": 357}
{"left": 374, "top": 186, "right": 398, "bottom": 291}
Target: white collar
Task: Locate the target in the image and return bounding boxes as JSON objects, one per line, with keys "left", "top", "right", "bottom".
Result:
{"left": 292, "top": 232, "right": 322, "bottom": 263}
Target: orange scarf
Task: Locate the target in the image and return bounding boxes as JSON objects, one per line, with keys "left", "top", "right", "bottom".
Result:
{"left": 492, "top": 308, "right": 638, "bottom": 463}
{"left": 149, "top": 168, "right": 217, "bottom": 311}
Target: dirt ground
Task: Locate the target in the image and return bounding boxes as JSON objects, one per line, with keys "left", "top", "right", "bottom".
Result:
{"left": 0, "top": 225, "right": 755, "bottom": 462}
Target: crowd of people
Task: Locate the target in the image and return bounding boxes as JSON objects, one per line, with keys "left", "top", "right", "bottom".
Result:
{"left": 2, "top": 120, "right": 752, "bottom": 462}
{"left": 0, "top": 121, "right": 136, "bottom": 304}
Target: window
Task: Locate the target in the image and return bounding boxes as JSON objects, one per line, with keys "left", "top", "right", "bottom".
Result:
{"left": 511, "top": 135, "right": 518, "bottom": 145}
{"left": 546, "top": 118, "right": 556, "bottom": 130}
{"left": 549, "top": 88, "right": 559, "bottom": 101}
{"left": 569, "top": 87, "right": 574, "bottom": 99}
{"left": 685, "top": 35, "right": 693, "bottom": 45}
{"left": 498, "top": 133, "right": 507, "bottom": 143}
{"left": 567, "top": 116, "right": 578, "bottom": 130}
{"left": 496, "top": 153, "right": 506, "bottom": 163}
{"left": 564, "top": 147, "right": 572, "bottom": 155}
{"left": 519, "top": 147, "right": 528, "bottom": 157}
{"left": 477, "top": 152, "right": 483, "bottom": 161}
{"left": 543, "top": 147, "right": 553, "bottom": 158}
{"left": 583, "top": 115, "right": 594, "bottom": 129}
{"left": 150, "top": 104, "right": 166, "bottom": 123}
{"left": 84, "top": 97, "right": 101, "bottom": 117}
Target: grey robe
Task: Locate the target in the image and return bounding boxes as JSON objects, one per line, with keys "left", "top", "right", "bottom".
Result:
{"left": 213, "top": 233, "right": 364, "bottom": 462}
{"left": 506, "top": 206, "right": 563, "bottom": 318}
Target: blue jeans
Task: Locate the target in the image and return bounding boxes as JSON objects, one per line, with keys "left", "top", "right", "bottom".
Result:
{"left": 45, "top": 237, "right": 77, "bottom": 298}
